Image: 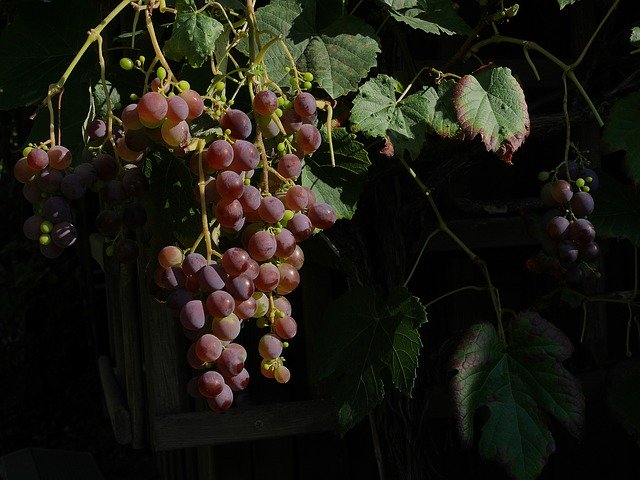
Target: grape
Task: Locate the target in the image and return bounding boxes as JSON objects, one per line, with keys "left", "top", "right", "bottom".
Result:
{"left": 119, "top": 57, "right": 134, "bottom": 70}
{"left": 259, "top": 334, "right": 283, "bottom": 360}
{"left": 215, "top": 198, "right": 244, "bottom": 228}
{"left": 579, "top": 242, "right": 599, "bottom": 260}
{"left": 40, "top": 243, "right": 64, "bottom": 259}
{"left": 258, "top": 196, "right": 285, "bottom": 224}
{"left": 116, "top": 137, "right": 144, "bottom": 163}
{"left": 293, "top": 92, "right": 317, "bottom": 117}
{"left": 274, "top": 316, "right": 297, "bottom": 340}
{"left": 96, "top": 210, "right": 121, "bottom": 237}
{"left": 225, "top": 274, "right": 254, "bottom": 301}
{"left": 275, "top": 155, "right": 301, "bottom": 181}
{"left": 281, "top": 109, "right": 302, "bottom": 134}
{"left": 303, "top": 187, "right": 316, "bottom": 207}
{"left": 74, "top": 162, "right": 97, "bottom": 188}
{"left": 578, "top": 168, "right": 599, "bottom": 191}
{"left": 198, "top": 370, "right": 225, "bottom": 398}
{"left": 273, "top": 296, "right": 292, "bottom": 317}
{"left": 253, "top": 90, "right": 278, "bottom": 116}
{"left": 166, "top": 95, "right": 190, "bottom": 123}
{"left": 253, "top": 292, "right": 269, "bottom": 318}
{"left": 216, "top": 170, "right": 244, "bottom": 200}
{"left": 122, "top": 202, "right": 147, "bottom": 228}
{"left": 158, "top": 245, "right": 184, "bottom": 268}
{"left": 51, "top": 221, "right": 77, "bottom": 248}
{"left": 244, "top": 259, "right": 260, "bottom": 280}
{"left": 121, "top": 103, "right": 143, "bottom": 130}
{"left": 198, "top": 264, "right": 227, "bottom": 292}
{"left": 259, "top": 117, "right": 279, "bottom": 139}
{"left": 274, "top": 366, "right": 291, "bottom": 384}
{"left": 546, "top": 216, "right": 569, "bottom": 241}
{"left": 166, "top": 288, "right": 193, "bottom": 310}
{"left": 212, "top": 313, "right": 242, "bottom": 342}
{"left": 160, "top": 266, "right": 186, "bottom": 290}
{"left": 206, "top": 290, "right": 235, "bottom": 318}
{"left": 226, "top": 342, "right": 248, "bottom": 362}
{"left": 556, "top": 240, "right": 579, "bottom": 263}
{"left": 247, "top": 230, "right": 277, "bottom": 261}
{"left": 295, "top": 124, "right": 322, "bottom": 154}
{"left": 179, "top": 89, "right": 205, "bottom": 120}
{"left": 260, "top": 359, "right": 275, "bottom": 379}
{"left": 254, "top": 262, "right": 280, "bottom": 292}
{"left": 43, "top": 196, "right": 71, "bottom": 223}
{"left": 187, "top": 344, "right": 207, "bottom": 369}
{"left": 137, "top": 92, "right": 168, "bottom": 128}
{"left": 23, "top": 181, "right": 43, "bottom": 204}
{"left": 87, "top": 118, "right": 107, "bottom": 142}
{"left": 308, "top": 203, "right": 337, "bottom": 229}
{"left": 205, "top": 139, "right": 234, "bottom": 170}
{"left": 93, "top": 153, "right": 118, "bottom": 181}
{"left": 222, "top": 247, "right": 251, "bottom": 276}
{"left": 287, "top": 213, "right": 313, "bottom": 241}
{"left": 285, "top": 245, "right": 304, "bottom": 270}
{"left": 230, "top": 140, "right": 260, "bottom": 173}
{"left": 568, "top": 218, "right": 595, "bottom": 245}
{"left": 206, "top": 384, "right": 233, "bottom": 412}
{"left": 124, "top": 129, "right": 151, "bottom": 152}
{"left": 60, "top": 173, "right": 86, "bottom": 200}
{"left": 195, "top": 334, "right": 223, "bottom": 363}
{"left": 276, "top": 263, "right": 300, "bottom": 295}
{"left": 180, "top": 299, "right": 206, "bottom": 330}
{"left": 182, "top": 253, "right": 207, "bottom": 277}
{"left": 234, "top": 297, "right": 257, "bottom": 320}
{"left": 284, "top": 185, "right": 308, "bottom": 211}
{"left": 550, "top": 180, "right": 573, "bottom": 204}
{"left": 122, "top": 169, "right": 148, "bottom": 197}
{"left": 115, "top": 238, "right": 139, "bottom": 264}
{"left": 37, "top": 168, "right": 63, "bottom": 193}
{"left": 27, "top": 148, "right": 49, "bottom": 171}
{"left": 13, "top": 157, "right": 37, "bottom": 183}
{"left": 161, "top": 120, "right": 191, "bottom": 147}
{"left": 23, "top": 215, "right": 43, "bottom": 240}
{"left": 225, "top": 368, "right": 250, "bottom": 391}
{"left": 273, "top": 229, "right": 296, "bottom": 258}
{"left": 239, "top": 185, "right": 261, "bottom": 212}
{"left": 220, "top": 109, "right": 252, "bottom": 139}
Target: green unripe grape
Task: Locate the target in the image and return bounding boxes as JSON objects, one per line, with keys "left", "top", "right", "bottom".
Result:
{"left": 282, "top": 341, "right": 289, "bottom": 348}
{"left": 220, "top": 96, "right": 227, "bottom": 103}
{"left": 227, "top": 99, "right": 235, "bottom": 106}
{"left": 277, "top": 96, "right": 286, "bottom": 106}
{"left": 582, "top": 186, "right": 590, "bottom": 193}
{"left": 119, "top": 57, "right": 134, "bottom": 70}
{"left": 276, "top": 142, "right": 286, "bottom": 152}
{"left": 283, "top": 100, "right": 293, "bottom": 109}
{"left": 282, "top": 209, "right": 294, "bottom": 223}
{"left": 303, "top": 81, "right": 312, "bottom": 90}
{"left": 575, "top": 177, "right": 585, "bottom": 188}
{"left": 214, "top": 81, "right": 225, "bottom": 92}
{"left": 177, "top": 80, "right": 190, "bottom": 92}
{"left": 289, "top": 76, "right": 298, "bottom": 87}
{"left": 40, "top": 220, "right": 53, "bottom": 233}
{"left": 277, "top": 310, "right": 286, "bottom": 318}
{"left": 39, "top": 234, "right": 51, "bottom": 246}
{"left": 244, "top": 178, "right": 251, "bottom": 185}
{"left": 138, "top": 55, "right": 145, "bottom": 64}
{"left": 275, "top": 108, "right": 283, "bottom": 117}
{"left": 156, "top": 66, "right": 167, "bottom": 81}
{"left": 22, "top": 146, "right": 33, "bottom": 157}
{"left": 130, "top": 93, "right": 139, "bottom": 101}
{"left": 537, "top": 171, "right": 549, "bottom": 182}
{"left": 303, "top": 72, "right": 313, "bottom": 82}
{"left": 284, "top": 66, "right": 291, "bottom": 73}
{"left": 586, "top": 176, "right": 593, "bottom": 183}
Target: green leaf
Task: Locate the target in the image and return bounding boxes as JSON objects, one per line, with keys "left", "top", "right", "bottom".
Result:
{"left": 164, "top": 0, "right": 224, "bottom": 67}
{"left": 631, "top": 26, "right": 640, "bottom": 48}
{"left": 254, "top": 0, "right": 380, "bottom": 98}
{"left": 315, "top": 286, "right": 427, "bottom": 433}
{"left": 451, "top": 312, "right": 584, "bottom": 480}
{"left": 590, "top": 173, "right": 640, "bottom": 246}
{"left": 385, "top": 0, "right": 473, "bottom": 35}
{"left": 0, "top": 0, "right": 99, "bottom": 109}
{"left": 454, "top": 67, "right": 530, "bottom": 164}
{"left": 422, "top": 79, "right": 463, "bottom": 139}
{"left": 350, "top": 74, "right": 430, "bottom": 159}
{"left": 607, "top": 360, "right": 640, "bottom": 437}
{"left": 301, "top": 127, "right": 370, "bottom": 220}
{"left": 93, "top": 79, "right": 121, "bottom": 119}
{"left": 557, "top": 0, "right": 581, "bottom": 9}
{"left": 602, "top": 90, "right": 640, "bottom": 183}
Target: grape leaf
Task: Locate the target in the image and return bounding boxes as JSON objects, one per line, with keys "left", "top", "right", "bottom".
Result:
{"left": 590, "top": 173, "right": 640, "bottom": 246}
{"left": 254, "top": 0, "right": 380, "bottom": 98}
{"left": 350, "top": 75, "right": 430, "bottom": 159}
{"left": 631, "top": 26, "right": 640, "bottom": 48}
{"left": 93, "top": 80, "right": 121, "bottom": 119}
{"left": 422, "top": 79, "right": 463, "bottom": 139}
{"left": 602, "top": 90, "right": 640, "bottom": 183}
{"left": 315, "top": 286, "right": 427, "bottom": 433}
{"left": 164, "top": 0, "right": 224, "bottom": 67}
{"left": 384, "top": 0, "right": 473, "bottom": 35}
{"left": 301, "top": 127, "right": 370, "bottom": 220}
{"left": 0, "top": 0, "right": 99, "bottom": 109}
{"left": 453, "top": 67, "right": 530, "bottom": 164}
{"left": 451, "top": 312, "right": 584, "bottom": 480}
{"left": 557, "top": 0, "right": 581, "bottom": 8}
{"left": 607, "top": 360, "right": 640, "bottom": 438}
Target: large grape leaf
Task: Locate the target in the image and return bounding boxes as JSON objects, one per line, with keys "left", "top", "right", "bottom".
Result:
{"left": 422, "top": 79, "right": 463, "bottom": 139}
{"left": 379, "top": 0, "right": 472, "bottom": 35}
{"left": 602, "top": 90, "right": 640, "bottom": 184}
{"left": 453, "top": 67, "right": 530, "bottom": 164}
{"left": 254, "top": 0, "right": 380, "bottom": 98}
{"left": 0, "top": 0, "right": 99, "bottom": 109}
{"left": 164, "top": 0, "right": 224, "bottom": 67}
{"left": 314, "top": 286, "right": 427, "bottom": 434}
{"left": 350, "top": 75, "right": 430, "bottom": 159}
{"left": 590, "top": 173, "right": 640, "bottom": 246}
{"left": 301, "top": 128, "right": 370, "bottom": 220}
{"left": 557, "top": 0, "right": 581, "bottom": 8}
{"left": 451, "top": 312, "right": 584, "bottom": 480}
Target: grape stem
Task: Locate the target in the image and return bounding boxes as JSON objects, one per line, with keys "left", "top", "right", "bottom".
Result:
{"left": 144, "top": 7, "right": 176, "bottom": 84}
{"left": 396, "top": 67, "right": 460, "bottom": 105}
{"left": 399, "top": 155, "right": 505, "bottom": 342}
{"left": 423, "top": 285, "right": 488, "bottom": 309}
{"left": 196, "top": 139, "right": 216, "bottom": 263}
{"left": 316, "top": 100, "right": 336, "bottom": 167}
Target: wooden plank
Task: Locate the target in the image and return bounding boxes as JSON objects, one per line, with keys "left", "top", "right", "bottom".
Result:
{"left": 152, "top": 399, "right": 336, "bottom": 450}
{"left": 97, "top": 355, "right": 132, "bottom": 445}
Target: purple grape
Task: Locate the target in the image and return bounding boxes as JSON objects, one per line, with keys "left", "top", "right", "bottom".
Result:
{"left": 570, "top": 191, "right": 594, "bottom": 217}
{"left": 546, "top": 215, "right": 569, "bottom": 241}
{"left": 220, "top": 109, "right": 252, "bottom": 139}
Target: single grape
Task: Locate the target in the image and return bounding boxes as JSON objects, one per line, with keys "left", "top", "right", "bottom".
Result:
{"left": 187, "top": 344, "right": 207, "bottom": 369}
{"left": 158, "top": 245, "right": 184, "bottom": 268}
{"left": 259, "top": 334, "right": 283, "bottom": 360}
{"left": 198, "top": 263, "right": 227, "bottom": 292}
{"left": 116, "top": 137, "right": 144, "bottom": 163}
{"left": 273, "top": 296, "right": 292, "bottom": 317}
{"left": 287, "top": 213, "right": 313, "bottom": 241}
{"left": 179, "top": 89, "right": 205, "bottom": 120}
{"left": 220, "top": 108, "right": 252, "bottom": 139}
{"left": 247, "top": 230, "right": 277, "bottom": 262}
{"left": 239, "top": 185, "right": 261, "bottom": 212}
{"left": 254, "top": 262, "right": 280, "bottom": 292}
{"left": 253, "top": 292, "right": 269, "bottom": 318}
{"left": 257, "top": 196, "right": 285, "bottom": 224}
{"left": 546, "top": 216, "right": 570, "bottom": 241}
{"left": 37, "top": 168, "right": 63, "bottom": 193}
{"left": 43, "top": 196, "right": 71, "bottom": 223}
{"left": 212, "top": 313, "right": 242, "bottom": 342}
{"left": 568, "top": 218, "right": 596, "bottom": 245}
{"left": 274, "top": 316, "right": 297, "bottom": 340}
{"left": 260, "top": 359, "right": 275, "bottom": 379}
{"left": 283, "top": 185, "right": 308, "bottom": 211}
{"left": 234, "top": 297, "right": 257, "bottom": 320}
{"left": 557, "top": 240, "right": 579, "bottom": 264}
{"left": 121, "top": 103, "right": 143, "bottom": 130}
{"left": 161, "top": 120, "right": 191, "bottom": 147}
{"left": 225, "top": 274, "right": 255, "bottom": 301}
{"left": 230, "top": 139, "right": 260, "bottom": 173}
{"left": 285, "top": 245, "right": 304, "bottom": 270}
{"left": 60, "top": 173, "right": 86, "bottom": 200}
{"left": 570, "top": 191, "right": 594, "bottom": 217}
{"left": 195, "top": 334, "right": 223, "bottom": 363}
{"left": 206, "top": 289, "right": 235, "bottom": 318}
{"left": 180, "top": 300, "right": 206, "bottom": 331}
{"left": 124, "top": 127, "right": 151, "bottom": 151}
{"left": 308, "top": 203, "right": 337, "bottom": 229}
{"left": 221, "top": 247, "right": 251, "bottom": 276}
{"left": 23, "top": 215, "right": 44, "bottom": 241}
{"left": 119, "top": 57, "right": 134, "bottom": 70}
{"left": 253, "top": 90, "right": 278, "bottom": 116}
{"left": 205, "top": 139, "right": 234, "bottom": 170}
{"left": 13, "top": 157, "right": 37, "bottom": 183}
{"left": 274, "top": 365, "right": 291, "bottom": 384}
{"left": 274, "top": 228, "right": 296, "bottom": 258}
{"left": 73, "top": 162, "right": 97, "bottom": 188}
{"left": 216, "top": 170, "right": 244, "bottom": 200}
{"left": 137, "top": 92, "right": 168, "bottom": 128}
{"left": 23, "top": 180, "right": 44, "bottom": 204}
{"left": 579, "top": 241, "right": 599, "bottom": 261}
{"left": 215, "top": 198, "right": 244, "bottom": 228}
{"left": 27, "top": 149, "right": 49, "bottom": 171}
{"left": 293, "top": 92, "right": 317, "bottom": 117}
{"left": 280, "top": 109, "right": 302, "bottom": 134}
{"left": 225, "top": 368, "right": 249, "bottom": 391}
{"left": 276, "top": 263, "right": 300, "bottom": 295}
{"left": 87, "top": 119, "right": 107, "bottom": 142}
{"left": 206, "top": 383, "right": 234, "bottom": 412}
{"left": 550, "top": 180, "right": 573, "bottom": 204}
{"left": 51, "top": 221, "right": 77, "bottom": 248}
{"left": 295, "top": 124, "right": 321, "bottom": 154}
{"left": 258, "top": 117, "right": 279, "bottom": 139}
{"left": 182, "top": 253, "right": 207, "bottom": 277}
{"left": 198, "top": 370, "right": 225, "bottom": 398}
{"left": 159, "top": 266, "right": 186, "bottom": 290}
{"left": 277, "top": 154, "right": 302, "bottom": 179}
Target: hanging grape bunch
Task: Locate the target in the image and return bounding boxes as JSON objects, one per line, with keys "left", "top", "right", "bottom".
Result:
{"left": 538, "top": 161, "right": 600, "bottom": 285}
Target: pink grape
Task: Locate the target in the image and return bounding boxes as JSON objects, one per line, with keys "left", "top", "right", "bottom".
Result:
{"left": 137, "top": 92, "right": 168, "bottom": 128}
{"left": 285, "top": 245, "right": 304, "bottom": 270}
{"left": 166, "top": 95, "right": 189, "bottom": 123}
{"left": 247, "top": 230, "right": 277, "bottom": 261}
{"left": 274, "top": 366, "right": 291, "bottom": 384}
{"left": 198, "top": 370, "right": 225, "bottom": 398}
{"left": 308, "top": 203, "right": 337, "bottom": 229}
{"left": 27, "top": 149, "right": 49, "bottom": 171}
{"left": 230, "top": 140, "right": 259, "bottom": 173}
{"left": 158, "top": 245, "right": 184, "bottom": 268}
{"left": 222, "top": 247, "right": 251, "bottom": 276}
{"left": 206, "top": 384, "right": 233, "bottom": 412}
{"left": 195, "top": 334, "right": 223, "bottom": 363}
{"left": 47, "top": 146, "right": 72, "bottom": 170}
{"left": 205, "top": 139, "right": 234, "bottom": 170}
{"left": 13, "top": 157, "right": 37, "bottom": 183}
{"left": 276, "top": 263, "right": 300, "bottom": 295}
{"left": 295, "top": 124, "right": 321, "bottom": 154}
{"left": 217, "top": 346, "right": 245, "bottom": 376}
{"left": 293, "top": 92, "right": 317, "bottom": 117}
{"left": 253, "top": 90, "right": 278, "bottom": 116}
{"left": 284, "top": 185, "right": 309, "bottom": 211}
{"left": 206, "top": 290, "right": 235, "bottom": 318}
{"left": 225, "top": 368, "right": 250, "bottom": 391}
{"left": 258, "top": 334, "right": 283, "bottom": 359}
{"left": 257, "top": 196, "right": 285, "bottom": 224}
{"left": 212, "top": 313, "right": 242, "bottom": 341}
{"left": 179, "top": 89, "right": 205, "bottom": 120}
{"left": 220, "top": 108, "right": 252, "bottom": 139}
{"left": 274, "top": 315, "right": 297, "bottom": 339}
{"left": 277, "top": 154, "right": 302, "bottom": 179}
{"left": 216, "top": 170, "right": 244, "bottom": 200}
{"left": 254, "top": 262, "right": 280, "bottom": 292}
{"left": 180, "top": 300, "right": 206, "bottom": 330}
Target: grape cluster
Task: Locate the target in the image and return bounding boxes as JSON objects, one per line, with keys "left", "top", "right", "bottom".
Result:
{"left": 538, "top": 163, "right": 600, "bottom": 284}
